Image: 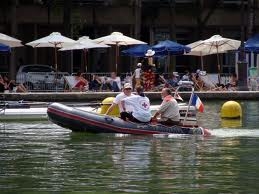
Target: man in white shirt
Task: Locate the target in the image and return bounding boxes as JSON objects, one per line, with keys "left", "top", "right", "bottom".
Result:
{"left": 133, "top": 63, "right": 142, "bottom": 90}
{"left": 105, "top": 83, "right": 134, "bottom": 117}
{"left": 121, "top": 86, "right": 152, "bottom": 123}
{"left": 152, "top": 88, "right": 180, "bottom": 126}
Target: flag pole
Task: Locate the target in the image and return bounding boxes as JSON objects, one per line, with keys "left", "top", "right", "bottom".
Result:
{"left": 183, "top": 86, "right": 194, "bottom": 125}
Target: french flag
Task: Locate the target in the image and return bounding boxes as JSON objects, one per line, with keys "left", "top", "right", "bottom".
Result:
{"left": 191, "top": 94, "right": 204, "bottom": 113}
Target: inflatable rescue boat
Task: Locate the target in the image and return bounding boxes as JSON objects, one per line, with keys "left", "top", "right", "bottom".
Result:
{"left": 47, "top": 102, "right": 211, "bottom": 135}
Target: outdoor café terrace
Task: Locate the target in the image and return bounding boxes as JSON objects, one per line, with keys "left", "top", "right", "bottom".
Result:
{"left": 0, "top": 71, "right": 239, "bottom": 93}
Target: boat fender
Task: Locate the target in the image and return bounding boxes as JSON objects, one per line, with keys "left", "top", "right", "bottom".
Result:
{"left": 104, "top": 116, "right": 114, "bottom": 124}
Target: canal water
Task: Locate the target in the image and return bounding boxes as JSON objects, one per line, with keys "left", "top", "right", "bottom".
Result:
{"left": 1, "top": 100, "right": 259, "bottom": 193}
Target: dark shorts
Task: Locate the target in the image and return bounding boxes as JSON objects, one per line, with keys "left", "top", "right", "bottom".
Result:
{"left": 120, "top": 112, "right": 150, "bottom": 123}
{"left": 158, "top": 119, "right": 180, "bottom": 126}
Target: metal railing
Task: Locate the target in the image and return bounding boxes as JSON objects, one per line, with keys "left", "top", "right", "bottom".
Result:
{"left": 0, "top": 71, "right": 234, "bottom": 92}
{"left": 23, "top": 72, "right": 70, "bottom": 92}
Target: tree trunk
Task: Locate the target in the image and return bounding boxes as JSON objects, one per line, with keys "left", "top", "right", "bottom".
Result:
{"left": 238, "top": 0, "right": 249, "bottom": 91}
{"left": 133, "top": 0, "right": 142, "bottom": 71}
{"left": 134, "top": 0, "right": 141, "bottom": 39}
{"left": 10, "top": 0, "right": 17, "bottom": 79}
{"left": 63, "top": 0, "right": 72, "bottom": 72}
{"left": 195, "top": 0, "right": 203, "bottom": 39}
{"left": 168, "top": 0, "right": 176, "bottom": 73}
{"left": 63, "top": 0, "right": 72, "bottom": 37}
{"left": 247, "top": 0, "right": 255, "bottom": 38}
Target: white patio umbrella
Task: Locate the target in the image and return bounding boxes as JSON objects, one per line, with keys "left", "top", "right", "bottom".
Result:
{"left": 185, "top": 40, "right": 225, "bottom": 70}
{"left": 190, "top": 35, "right": 241, "bottom": 83}
{"left": 93, "top": 31, "right": 147, "bottom": 72}
{"left": 26, "top": 32, "right": 76, "bottom": 71}
{"left": 59, "top": 36, "right": 110, "bottom": 72}
{"left": 0, "top": 33, "right": 23, "bottom": 47}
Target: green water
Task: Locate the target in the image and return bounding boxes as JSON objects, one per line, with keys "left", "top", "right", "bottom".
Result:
{"left": 1, "top": 101, "right": 259, "bottom": 193}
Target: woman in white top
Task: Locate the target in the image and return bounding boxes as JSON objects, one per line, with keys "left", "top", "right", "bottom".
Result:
{"left": 121, "top": 86, "right": 152, "bottom": 123}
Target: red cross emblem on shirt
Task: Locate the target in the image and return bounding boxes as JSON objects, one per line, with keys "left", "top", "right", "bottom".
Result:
{"left": 142, "top": 102, "right": 148, "bottom": 108}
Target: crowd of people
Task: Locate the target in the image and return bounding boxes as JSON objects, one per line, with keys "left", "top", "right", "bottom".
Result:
{"left": 88, "top": 72, "right": 121, "bottom": 92}
{"left": 0, "top": 64, "right": 239, "bottom": 94}
{"left": 78, "top": 61, "right": 239, "bottom": 93}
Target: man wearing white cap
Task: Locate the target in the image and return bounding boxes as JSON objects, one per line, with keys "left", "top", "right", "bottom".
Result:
{"left": 105, "top": 83, "right": 134, "bottom": 117}
{"left": 133, "top": 62, "right": 142, "bottom": 90}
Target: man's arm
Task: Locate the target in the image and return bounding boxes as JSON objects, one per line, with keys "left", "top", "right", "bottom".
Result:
{"left": 105, "top": 103, "right": 116, "bottom": 115}
{"left": 152, "top": 102, "right": 169, "bottom": 119}
{"left": 152, "top": 111, "right": 160, "bottom": 119}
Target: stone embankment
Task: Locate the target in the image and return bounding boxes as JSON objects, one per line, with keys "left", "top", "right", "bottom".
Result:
{"left": 1, "top": 91, "right": 259, "bottom": 102}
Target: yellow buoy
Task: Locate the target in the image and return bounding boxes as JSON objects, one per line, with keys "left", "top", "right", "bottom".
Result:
{"left": 220, "top": 101, "right": 242, "bottom": 119}
{"left": 98, "top": 97, "right": 120, "bottom": 117}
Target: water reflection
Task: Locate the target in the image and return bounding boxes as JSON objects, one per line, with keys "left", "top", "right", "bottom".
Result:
{"left": 197, "top": 100, "right": 259, "bottom": 129}
{"left": 221, "top": 118, "right": 242, "bottom": 128}
{"left": 1, "top": 101, "right": 259, "bottom": 192}
{"left": 242, "top": 100, "right": 259, "bottom": 128}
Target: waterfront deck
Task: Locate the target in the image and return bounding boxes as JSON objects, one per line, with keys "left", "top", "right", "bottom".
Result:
{"left": 1, "top": 91, "right": 259, "bottom": 102}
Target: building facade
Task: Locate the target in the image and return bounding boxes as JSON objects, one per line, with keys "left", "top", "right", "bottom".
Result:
{"left": 0, "top": 0, "right": 258, "bottom": 78}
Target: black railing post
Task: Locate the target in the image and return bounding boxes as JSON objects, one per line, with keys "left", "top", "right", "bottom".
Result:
{"left": 237, "top": 0, "right": 249, "bottom": 91}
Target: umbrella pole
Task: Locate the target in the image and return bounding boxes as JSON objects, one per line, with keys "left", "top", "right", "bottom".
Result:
{"left": 115, "top": 43, "right": 119, "bottom": 73}
{"left": 201, "top": 56, "right": 204, "bottom": 70}
{"left": 54, "top": 45, "right": 58, "bottom": 72}
{"left": 84, "top": 49, "right": 88, "bottom": 73}
{"left": 54, "top": 44, "right": 58, "bottom": 92}
{"left": 216, "top": 47, "right": 221, "bottom": 84}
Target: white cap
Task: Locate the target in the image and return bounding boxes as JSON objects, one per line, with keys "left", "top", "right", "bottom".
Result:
{"left": 123, "top": 83, "right": 132, "bottom": 89}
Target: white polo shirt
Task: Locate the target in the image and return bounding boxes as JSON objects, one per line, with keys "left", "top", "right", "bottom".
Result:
{"left": 123, "top": 95, "right": 152, "bottom": 122}
{"left": 113, "top": 92, "right": 134, "bottom": 112}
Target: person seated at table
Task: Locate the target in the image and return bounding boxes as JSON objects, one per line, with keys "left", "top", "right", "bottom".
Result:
{"left": 225, "top": 72, "right": 238, "bottom": 90}
{"left": 181, "top": 70, "right": 191, "bottom": 81}
{"left": 88, "top": 74, "right": 102, "bottom": 91}
{"left": 191, "top": 71, "right": 204, "bottom": 91}
{"left": 104, "top": 72, "right": 120, "bottom": 92}
{"left": 0, "top": 75, "right": 6, "bottom": 93}
{"left": 74, "top": 72, "right": 88, "bottom": 91}
{"left": 2, "top": 75, "right": 27, "bottom": 93}
{"left": 167, "top": 73, "right": 179, "bottom": 88}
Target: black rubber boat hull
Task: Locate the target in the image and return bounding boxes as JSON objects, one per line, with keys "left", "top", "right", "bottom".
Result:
{"left": 47, "top": 102, "right": 210, "bottom": 135}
